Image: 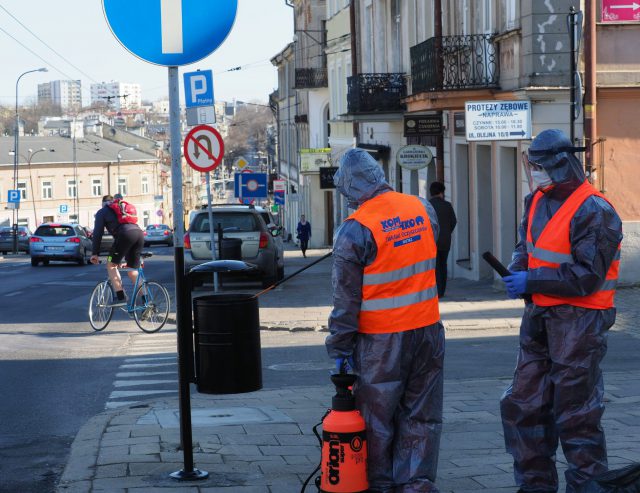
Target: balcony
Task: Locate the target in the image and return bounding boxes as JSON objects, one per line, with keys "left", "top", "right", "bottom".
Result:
{"left": 347, "top": 73, "right": 407, "bottom": 114}
{"left": 410, "top": 34, "right": 499, "bottom": 94}
{"left": 295, "top": 68, "right": 328, "bottom": 89}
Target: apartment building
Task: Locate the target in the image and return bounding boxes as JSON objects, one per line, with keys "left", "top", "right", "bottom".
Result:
{"left": 37, "top": 80, "right": 82, "bottom": 111}
{"left": 90, "top": 81, "right": 142, "bottom": 111}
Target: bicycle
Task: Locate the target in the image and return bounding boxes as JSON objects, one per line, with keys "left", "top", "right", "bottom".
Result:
{"left": 88, "top": 252, "right": 170, "bottom": 333}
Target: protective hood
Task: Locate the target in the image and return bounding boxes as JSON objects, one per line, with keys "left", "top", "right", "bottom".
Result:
{"left": 528, "top": 129, "right": 585, "bottom": 187}
{"left": 334, "top": 148, "right": 392, "bottom": 207}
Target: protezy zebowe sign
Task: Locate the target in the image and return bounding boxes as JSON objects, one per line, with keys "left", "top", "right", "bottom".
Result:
{"left": 103, "top": 0, "right": 238, "bottom": 66}
{"left": 465, "top": 100, "right": 532, "bottom": 141}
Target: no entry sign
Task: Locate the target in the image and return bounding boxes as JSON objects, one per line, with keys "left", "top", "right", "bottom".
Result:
{"left": 183, "top": 124, "right": 224, "bottom": 172}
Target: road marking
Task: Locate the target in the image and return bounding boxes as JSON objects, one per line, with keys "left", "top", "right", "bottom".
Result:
{"left": 114, "top": 379, "right": 175, "bottom": 388}
{"left": 5, "top": 291, "right": 23, "bottom": 297}
{"left": 124, "top": 356, "right": 175, "bottom": 362}
{"left": 116, "top": 371, "right": 175, "bottom": 377}
{"left": 109, "top": 389, "right": 177, "bottom": 399}
{"left": 120, "top": 362, "right": 176, "bottom": 368}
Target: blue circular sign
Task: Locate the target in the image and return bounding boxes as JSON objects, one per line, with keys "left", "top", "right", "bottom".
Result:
{"left": 103, "top": 0, "right": 238, "bottom": 66}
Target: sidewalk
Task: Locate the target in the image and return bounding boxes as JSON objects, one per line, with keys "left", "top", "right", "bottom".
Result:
{"left": 56, "top": 248, "right": 640, "bottom": 493}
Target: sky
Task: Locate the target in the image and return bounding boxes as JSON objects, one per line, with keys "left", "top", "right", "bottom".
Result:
{"left": 0, "top": 0, "right": 294, "bottom": 107}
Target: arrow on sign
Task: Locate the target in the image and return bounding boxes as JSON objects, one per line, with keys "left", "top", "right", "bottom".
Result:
{"left": 610, "top": 2, "right": 640, "bottom": 9}
{"left": 193, "top": 135, "right": 214, "bottom": 159}
{"left": 509, "top": 130, "right": 527, "bottom": 137}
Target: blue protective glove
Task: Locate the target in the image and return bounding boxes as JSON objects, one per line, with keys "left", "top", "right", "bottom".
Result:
{"left": 335, "top": 356, "right": 355, "bottom": 374}
{"left": 503, "top": 271, "right": 529, "bottom": 299}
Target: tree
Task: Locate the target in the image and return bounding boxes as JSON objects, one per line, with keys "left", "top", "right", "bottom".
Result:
{"left": 223, "top": 103, "right": 274, "bottom": 171}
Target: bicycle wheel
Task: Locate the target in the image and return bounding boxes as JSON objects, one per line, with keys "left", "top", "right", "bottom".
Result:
{"left": 133, "top": 281, "right": 170, "bottom": 333}
{"left": 89, "top": 281, "right": 114, "bottom": 331}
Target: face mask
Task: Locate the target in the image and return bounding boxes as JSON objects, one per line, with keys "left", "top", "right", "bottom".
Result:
{"left": 531, "top": 169, "right": 553, "bottom": 189}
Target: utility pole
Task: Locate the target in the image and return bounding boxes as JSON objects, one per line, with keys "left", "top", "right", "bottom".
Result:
{"left": 583, "top": 0, "right": 597, "bottom": 180}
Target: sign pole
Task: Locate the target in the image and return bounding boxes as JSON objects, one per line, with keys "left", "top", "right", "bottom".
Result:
{"left": 168, "top": 66, "right": 208, "bottom": 481}
{"left": 205, "top": 172, "right": 219, "bottom": 291}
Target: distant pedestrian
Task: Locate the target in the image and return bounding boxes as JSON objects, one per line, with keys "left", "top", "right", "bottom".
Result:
{"left": 296, "top": 214, "right": 311, "bottom": 258}
{"left": 429, "top": 181, "right": 457, "bottom": 298}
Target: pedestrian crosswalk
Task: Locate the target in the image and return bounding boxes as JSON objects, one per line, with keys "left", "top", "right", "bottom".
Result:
{"left": 105, "top": 330, "right": 179, "bottom": 409}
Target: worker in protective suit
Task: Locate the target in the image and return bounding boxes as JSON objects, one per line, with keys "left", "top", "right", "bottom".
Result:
{"left": 326, "top": 148, "right": 445, "bottom": 493}
{"left": 501, "top": 129, "right": 623, "bottom": 493}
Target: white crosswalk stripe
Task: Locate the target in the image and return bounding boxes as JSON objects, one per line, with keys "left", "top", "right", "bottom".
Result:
{"left": 105, "top": 331, "right": 179, "bottom": 409}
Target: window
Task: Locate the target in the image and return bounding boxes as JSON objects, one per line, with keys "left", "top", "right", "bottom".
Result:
{"left": 42, "top": 180, "right": 52, "bottom": 199}
{"left": 505, "top": 0, "right": 517, "bottom": 30}
{"left": 18, "top": 180, "right": 27, "bottom": 200}
{"left": 141, "top": 176, "right": 149, "bottom": 194}
{"left": 67, "top": 179, "right": 77, "bottom": 198}
{"left": 118, "top": 177, "right": 128, "bottom": 196}
{"left": 143, "top": 210, "right": 150, "bottom": 227}
{"left": 69, "top": 214, "right": 78, "bottom": 223}
{"left": 92, "top": 178, "right": 102, "bottom": 196}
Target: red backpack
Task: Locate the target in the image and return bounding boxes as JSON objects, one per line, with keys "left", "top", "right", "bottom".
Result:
{"left": 109, "top": 199, "right": 138, "bottom": 224}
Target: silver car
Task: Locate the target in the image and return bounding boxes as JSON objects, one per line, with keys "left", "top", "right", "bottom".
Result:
{"left": 144, "top": 224, "right": 174, "bottom": 247}
{"left": 0, "top": 226, "right": 31, "bottom": 254}
{"left": 30, "top": 223, "right": 92, "bottom": 266}
{"left": 184, "top": 205, "right": 284, "bottom": 287}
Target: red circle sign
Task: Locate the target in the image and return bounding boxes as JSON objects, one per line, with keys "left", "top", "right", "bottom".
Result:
{"left": 183, "top": 124, "right": 225, "bottom": 173}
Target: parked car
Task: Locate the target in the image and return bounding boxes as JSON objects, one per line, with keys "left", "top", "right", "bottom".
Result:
{"left": 144, "top": 224, "right": 174, "bottom": 247}
{"left": 29, "top": 223, "right": 93, "bottom": 266}
{"left": 184, "top": 204, "right": 284, "bottom": 287}
{"left": 0, "top": 226, "right": 31, "bottom": 254}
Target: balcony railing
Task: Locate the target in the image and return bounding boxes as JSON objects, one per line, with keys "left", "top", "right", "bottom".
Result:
{"left": 347, "top": 73, "right": 407, "bottom": 114}
{"left": 295, "top": 68, "right": 328, "bottom": 89}
{"left": 410, "top": 34, "right": 499, "bottom": 93}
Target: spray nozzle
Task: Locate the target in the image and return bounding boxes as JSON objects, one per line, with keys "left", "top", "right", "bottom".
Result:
{"left": 330, "top": 373, "right": 357, "bottom": 411}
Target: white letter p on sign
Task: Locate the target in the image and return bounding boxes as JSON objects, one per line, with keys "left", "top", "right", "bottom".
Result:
{"left": 190, "top": 75, "right": 208, "bottom": 104}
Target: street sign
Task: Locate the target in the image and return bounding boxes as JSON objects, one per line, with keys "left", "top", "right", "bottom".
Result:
{"left": 274, "top": 190, "right": 285, "bottom": 205}
{"left": 602, "top": 0, "right": 640, "bottom": 22}
{"left": 234, "top": 173, "right": 268, "bottom": 199}
{"left": 186, "top": 106, "right": 216, "bottom": 126}
{"left": 465, "top": 100, "right": 532, "bottom": 141}
{"left": 59, "top": 204, "right": 69, "bottom": 214}
{"left": 273, "top": 179, "right": 286, "bottom": 192}
{"left": 184, "top": 70, "right": 214, "bottom": 107}
{"left": 183, "top": 124, "right": 224, "bottom": 173}
{"left": 102, "top": 0, "right": 238, "bottom": 66}
{"left": 234, "top": 156, "right": 249, "bottom": 169}
{"left": 7, "top": 190, "right": 20, "bottom": 204}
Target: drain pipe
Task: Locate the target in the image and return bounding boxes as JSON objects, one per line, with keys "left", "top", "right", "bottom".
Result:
{"left": 584, "top": 0, "right": 597, "bottom": 181}
{"left": 435, "top": 0, "right": 445, "bottom": 181}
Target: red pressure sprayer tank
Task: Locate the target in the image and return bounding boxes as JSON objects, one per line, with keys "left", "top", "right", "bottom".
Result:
{"left": 320, "top": 373, "right": 368, "bottom": 493}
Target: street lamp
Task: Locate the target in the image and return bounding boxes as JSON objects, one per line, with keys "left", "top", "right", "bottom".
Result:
{"left": 12, "top": 67, "right": 47, "bottom": 253}
{"left": 27, "top": 148, "right": 54, "bottom": 228}
{"left": 116, "top": 146, "right": 137, "bottom": 195}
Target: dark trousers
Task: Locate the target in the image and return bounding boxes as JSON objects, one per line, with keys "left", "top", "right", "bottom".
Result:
{"left": 435, "top": 249, "right": 449, "bottom": 298}
{"left": 299, "top": 239, "right": 309, "bottom": 256}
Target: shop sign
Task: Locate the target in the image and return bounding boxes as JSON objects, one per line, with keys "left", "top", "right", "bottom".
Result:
{"left": 319, "top": 167, "right": 339, "bottom": 189}
{"left": 602, "top": 0, "right": 640, "bottom": 22}
{"left": 396, "top": 145, "right": 433, "bottom": 171}
{"left": 300, "top": 148, "right": 331, "bottom": 173}
{"left": 403, "top": 115, "right": 442, "bottom": 137}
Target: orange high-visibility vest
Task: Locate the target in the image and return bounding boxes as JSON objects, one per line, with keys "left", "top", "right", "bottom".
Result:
{"left": 527, "top": 180, "right": 620, "bottom": 309}
{"left": 348, "top": 191, "right": 440, "bottom": 333}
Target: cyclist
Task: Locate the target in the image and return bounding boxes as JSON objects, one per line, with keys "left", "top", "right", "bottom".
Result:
{"left": 90, "top": 194, "right": 144, "bottom": 306}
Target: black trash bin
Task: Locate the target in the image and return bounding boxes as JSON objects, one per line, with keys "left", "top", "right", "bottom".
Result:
{"left": 193, "top": 293, "right": 262, "bottom": 394}
{"left": 220, "top": 238, "right": 242, "bottom": 260}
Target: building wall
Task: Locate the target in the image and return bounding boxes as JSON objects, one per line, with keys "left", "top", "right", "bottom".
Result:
{"left": 0, "top": 160, "right": 159, "bottom": 230}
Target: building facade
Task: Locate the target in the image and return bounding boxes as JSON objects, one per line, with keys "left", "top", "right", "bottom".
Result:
{"left": 37, "top": 80, "right": 82, "bottom": 110}
{"left": 90, "top": 82, "right": 142, "bottom": 111}
{"left": 0, "top": 135, "right": 162, "bottom": 231}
